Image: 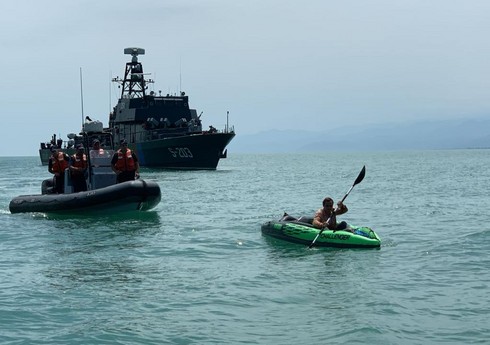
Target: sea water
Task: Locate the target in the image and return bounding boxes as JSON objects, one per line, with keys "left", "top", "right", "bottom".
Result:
{"left": 0, "top": 150, "right": 489, "bottom": 344}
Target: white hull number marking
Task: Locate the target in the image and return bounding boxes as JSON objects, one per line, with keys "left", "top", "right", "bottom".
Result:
{"left": 168, "top": 147, "right": 194, "bottom": 158}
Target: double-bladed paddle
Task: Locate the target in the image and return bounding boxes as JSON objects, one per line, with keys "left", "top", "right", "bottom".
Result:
{"left": 308, "top": 165, "right": 366, "bottom": 249}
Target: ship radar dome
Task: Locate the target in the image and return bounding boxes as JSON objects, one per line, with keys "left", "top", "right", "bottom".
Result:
{"left": 124, "top": 47, "right": 145, "bottom": 63}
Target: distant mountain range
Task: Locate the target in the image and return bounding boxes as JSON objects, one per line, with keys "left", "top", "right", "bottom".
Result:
{"left": 227, "top": 118, "right": 490, "bottom": 153}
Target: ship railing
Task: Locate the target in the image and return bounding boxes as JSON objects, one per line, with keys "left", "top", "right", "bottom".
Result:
{"left": 40, "top": 139, "right": 75, "bottom": 150}
{"left": 206, "top": 125, "right": 235, "bottom": 134}
{"left": 222, "top": 125, "right": 235, "bottom": 134}
{"left": 143, "top": 127, "right": 189, "bottom": 140}
{"left": 125, "top": 124, "right": 234, "bottom": 142}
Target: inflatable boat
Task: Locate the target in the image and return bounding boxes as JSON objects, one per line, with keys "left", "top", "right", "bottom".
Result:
{"left": 9, "top": 179, "right": 161, "bottom": 214}
{"left": 10, "top": 127, "right": 161, "bottom": 215}
{"left": 261, "top": 214, "right": 381, "bottom": 248}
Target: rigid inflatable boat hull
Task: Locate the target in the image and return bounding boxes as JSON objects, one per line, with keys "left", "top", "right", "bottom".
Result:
{"left": 9, "top": 180, "right": 161, "bottom": 214}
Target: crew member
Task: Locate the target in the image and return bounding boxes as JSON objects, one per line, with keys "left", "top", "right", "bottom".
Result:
{"left": 90, "top": 139, "right": 108, "bottom": 158}
{"left": 70, "top": 145, "right": 88, "bottom": 192}
{"left": 111, "top": 139, "right": 140, "bottom": 183}
{"left": 48, "top": 146, "right": 69, "bottom": 193}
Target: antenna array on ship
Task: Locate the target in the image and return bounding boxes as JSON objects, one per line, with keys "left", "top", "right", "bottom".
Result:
{"left": 112, "top": 47, "right": 154, "bottom": 99}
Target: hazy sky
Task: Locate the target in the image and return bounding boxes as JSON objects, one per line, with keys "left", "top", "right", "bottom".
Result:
{"left": 2, "top": 0, "right": 490, "bottom": 156}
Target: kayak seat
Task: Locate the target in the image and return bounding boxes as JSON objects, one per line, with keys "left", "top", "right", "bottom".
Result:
{"left": 281, "top": 213, "right": 314, "bottom": 225}
{"left": 281, "top": 213, "right": 297, "bottom": 222}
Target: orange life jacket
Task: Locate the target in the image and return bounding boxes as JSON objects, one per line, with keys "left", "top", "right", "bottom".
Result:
{"left": 52, "top": 152, "right": 69, "bottom": 174}
{"left": 114, "top": 149, "right": 136, "bottom": 171}
{"left": 71, "top": 153, "right": 87, "bottom": 169}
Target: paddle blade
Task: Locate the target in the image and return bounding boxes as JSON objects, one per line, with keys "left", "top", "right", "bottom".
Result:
{"left": 354, "top": 165, "right": 366, "bottom": 186}
{"left": 308, "top": 232, "right": 321, "bottom": 249}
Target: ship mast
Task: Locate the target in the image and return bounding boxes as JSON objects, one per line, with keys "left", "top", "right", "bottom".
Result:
{"left": 112, "top": 47, "right": 153, "bottom": 99}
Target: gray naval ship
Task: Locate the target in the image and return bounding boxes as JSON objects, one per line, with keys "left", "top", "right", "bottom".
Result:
{"left": 40, "top": 47, "right": 235, "bottom": 169}
{"left": 109, "top": 47, "right": 235, "bottom": 169}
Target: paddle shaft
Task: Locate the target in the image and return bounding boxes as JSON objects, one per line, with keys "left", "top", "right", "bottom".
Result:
{"left": 307, "top": 211, "right": 338, "bottom": 249}
{"left": 308, "top": 166, "right": 365, "bottom": 249}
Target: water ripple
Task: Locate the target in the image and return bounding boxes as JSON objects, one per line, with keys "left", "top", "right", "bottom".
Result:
{"left": 1, "top": 151, "right": 490, "bottom": 344}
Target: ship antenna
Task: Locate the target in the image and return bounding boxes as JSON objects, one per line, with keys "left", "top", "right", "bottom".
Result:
{"left": 80, "top": 67, "right": 84, "bottom": 127}
{"left": 179, "top": 57, "right": 182, "bottom": 92}
{"left": 109, "top": 70, "right": 112, "bottom": 114}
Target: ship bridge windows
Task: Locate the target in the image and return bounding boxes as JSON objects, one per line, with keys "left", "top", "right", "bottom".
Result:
{"left": 151, "top": 96, "right": 189, "bottom": 107}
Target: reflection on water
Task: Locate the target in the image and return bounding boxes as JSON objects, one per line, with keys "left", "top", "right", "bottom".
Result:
{"left": 262, "top": 235, "right": 314, "bottom": 258}
{"left": 39, "top": 211, "right": 162, "bottom": 293}
{"left": 45, "top": 259, "right": 142, "bottom": 288}
{"left": 37, "top": 210, "right": 161, "bottom": 227}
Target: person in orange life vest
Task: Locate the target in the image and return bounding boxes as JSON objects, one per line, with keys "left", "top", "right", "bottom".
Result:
{"left": 90, "top": 139, "right": 109, "bottom": 158}
{"left": 111, "top": 139, "right": 139, "bottom": 183}
{"left": 69, "top": 145, "right": 88, "bottom": 192}
{"left": 48, "top": 146, "right": 69, "bottom": 193}
{"left": 312, "top": 196, "right": 351, "bottom": 231}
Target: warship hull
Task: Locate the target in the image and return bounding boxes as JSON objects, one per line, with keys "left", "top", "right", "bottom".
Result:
{"left": 39, "top": 132, "right": 234, "bottom": 168}
{"left": 131, "top": 132, "right": 235, "bottom": 169}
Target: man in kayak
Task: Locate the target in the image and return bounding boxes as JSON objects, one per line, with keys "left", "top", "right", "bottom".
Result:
{"left": 312, "top": 197, "right": 350, "bottom": 231}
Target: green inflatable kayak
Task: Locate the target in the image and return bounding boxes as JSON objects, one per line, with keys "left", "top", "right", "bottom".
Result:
{"left": 261, "top": 214, "right": 381, "bottom": 248}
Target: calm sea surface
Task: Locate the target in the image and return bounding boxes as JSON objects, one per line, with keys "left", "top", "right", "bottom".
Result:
{"left": 1, "top": 150, "right": 489, "bottom": 344}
